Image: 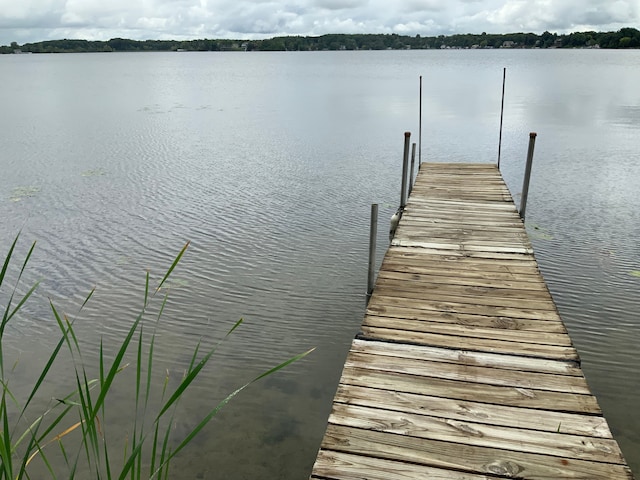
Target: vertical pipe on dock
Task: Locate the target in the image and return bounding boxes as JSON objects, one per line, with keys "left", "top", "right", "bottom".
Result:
{"left": 497, "top": 67, "right": 506, "bottom": 169}
{"left": 419, "top": 75, "right": 423, "bottom": 165}
{"left": 366, "top": 203, "right": 378, "bottom": 304}
{"left": 400, "top": 132, "right": 411, "bottom": 210}
{"left": 519, "top": 132, "right": 537, "bottom": 221}
{"left": 409, "top": 143, "right": 416, "bottom": 195}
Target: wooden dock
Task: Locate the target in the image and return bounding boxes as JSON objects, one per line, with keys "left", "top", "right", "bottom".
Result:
{"left": 311, "top": 163, "right": 634, "bottom": 479}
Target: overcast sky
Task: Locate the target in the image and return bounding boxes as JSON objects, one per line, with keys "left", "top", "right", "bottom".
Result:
{"left": 1, "top": 0, "right": 639, "bottom": 46}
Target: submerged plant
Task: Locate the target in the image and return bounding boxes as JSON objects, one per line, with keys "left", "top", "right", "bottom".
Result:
{"left": 0, "top": 235, "right": 312, "bottom": 479}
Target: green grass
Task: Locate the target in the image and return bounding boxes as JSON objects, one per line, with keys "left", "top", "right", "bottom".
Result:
{"left": 0, "top": 235, "right": 313, "bottom": 479}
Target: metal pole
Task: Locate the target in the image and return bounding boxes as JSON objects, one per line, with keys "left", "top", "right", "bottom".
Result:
{"left": 419, "top": 75, "right": 423, "bottom": 166}
{"left": 400, "top": 132, "right": 411, "bottom": 209}
{"left": 366, "top": 203, "right": 378, "bottom": 304}
{"left": 409, "top": 143, "right": 416, "bottom": 195}
{"left": 519, "top": 132, "right": 537, "bottom": 221}
{"left": 497, "top": 67, "right": 506, "bottom": 169}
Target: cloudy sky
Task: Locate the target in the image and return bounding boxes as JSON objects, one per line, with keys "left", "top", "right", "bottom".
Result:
{"left": 1, "top": 0, "right": 639, "bottom": 46}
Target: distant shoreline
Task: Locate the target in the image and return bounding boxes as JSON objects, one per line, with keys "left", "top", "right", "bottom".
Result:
{"left": 3, "top": 28, "right": 639, "bottom": 54}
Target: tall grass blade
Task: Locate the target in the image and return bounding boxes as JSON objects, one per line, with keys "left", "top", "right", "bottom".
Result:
{"left": 1, "top": 389, "right": 14, "bottom": 479}
{"left": 156, "top": 242, "right": 189, "bottom": 292}
{"left": 150, "top": 347, "right": 315, "bottom": 478}
{"left": 155, "top": 318, "right": 243, "bottom": 420}
{"left": 22, "top": 334, "right": 66, "bottom": 413}
{"left": 0, "top": 234, "right": 19, "bottom": 288}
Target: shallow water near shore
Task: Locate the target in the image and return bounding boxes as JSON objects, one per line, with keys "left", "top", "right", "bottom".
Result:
{"left": 1, "top": 49, "right": 639, "bottom": 477}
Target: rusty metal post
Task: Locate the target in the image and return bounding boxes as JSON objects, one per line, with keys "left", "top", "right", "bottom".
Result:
{"left": 409, "top": 142, "right": 416, "bottom": 195}
{"left": 519, "top": 132, "right": 537, "bottom": 221}
{"left": 366, "top": 203, "right": 378, "bottom": 304}
{"left": 419, "top": 75, "right": 423, "bottom": 165}
{"left": 498, "top": 67, "right": 506, "bottom": 169}
{"left": 400, "top": 132, "right": 411, "bottom": 209}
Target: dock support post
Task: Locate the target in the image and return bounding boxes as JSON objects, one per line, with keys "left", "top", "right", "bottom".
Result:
{"left": 409, "top": 143, "right": 416, "bottom": 195}
{"left": 519, "top": 132, "right": 537, "bottom": 221}
{"left": 498, "top": 67, "right": 506, "bottom": 169}
{"left": 367, "top": 203, "right": 378, "bottom": 304}
{"left": 400, "top": 132, "right": 411, "bottom": 209}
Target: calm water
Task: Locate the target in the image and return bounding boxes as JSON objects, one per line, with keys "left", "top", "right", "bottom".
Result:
{"left": 1, "top": 49, "right": 639, "bottom": 477}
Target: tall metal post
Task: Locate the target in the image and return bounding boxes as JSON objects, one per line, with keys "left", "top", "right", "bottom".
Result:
{"left": 400, "top": 132, "right": 411, "bottom": 209}
{"left": 419, "top": 76, "right": 423, "bottom": 165}
{"left": 519, "top": 132, "right": 537, "bottom": 221}
{"left": 409, "top": 143, "right": 416, "bottom": 195}
{"left": 497, "top": 67, "right": 506, "bottom": 169}
{"left": 366, "top": 203, "right": 378, "bottom": 304}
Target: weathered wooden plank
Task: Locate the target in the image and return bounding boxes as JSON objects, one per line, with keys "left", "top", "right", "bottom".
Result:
{"left": 332, "top": 385, "right": 612, "bottom": 438}
{"left": 311, "top": 450, "right": 492, "bottom": 480}
{"left": 384, "top": 249, "right": 541, "bottom": 271}
{"left": 359, "top": 325, "right": 576, "bottom": 359}
{"left": 367, "top": 294, "right": 563, "bottom": 320}
{"left": 393, "top": 225, "right": 529, "bottom": 239}
{"left": 403, "top": 202, "right": 517, "bottom": 212}
{"left": 402, "top": 210, "right": 521, "bottom": 222}
{"left": 398, "top": 224, "right": 525, "bottom": 235}
{"left": 349, "top": 339, "right": 580, "bottom": 375}
{"left": 410, "top": 188, "right": 511, "bottom": 195}
{"left": 362, "top": 315, "right": 571, "bottom": 346}
{"left": 328, "top": 403, "right": 624, "bottom": 463}
{"left": 412, "top": 175, "right": 510, "bottom": 181}
{"left": 340, "top": 367, "right": 601, "bottom": 413}
{"left": 373, "top": 284, "right": 558, "bottom": 311}
{"left": 391, "top": 238, "right": 534, "bottom": 254}
{"left": 344, "top": 351, "right": 590, "bottom": 393}
{"left": 377, "top": 269, "right": 549, "bottom": 291}
{"left": 374, "top": 277, "right": 553, "bottom": 301}
{"left": 407, "top": 198, "right": 519, "bottom": 210}
{"left": 366, "top": 304, "right": 568, "bottom": 333}
{"left": 393, "top": 235, "right": 528, "bottom": 248}
{"left": 386, "top": 244, "right": 537, "bottom": 260}
{"left": 379, "top": 263, "right": 542, "bottom": 279}
{"left": 404, "top": 203, "right": 521, "bottom": 218}
{"left": 359, "top": 325, "right": 575, "bottom": 358}
{"left": 320, "top": 425, "right": 634, "bottom": 479}
{"left": 409, "top": 185, "right": 512, "bottom": 194}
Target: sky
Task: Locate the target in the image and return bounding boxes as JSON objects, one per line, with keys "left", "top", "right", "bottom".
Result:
{"left": 1, "top": 0, "right": 639, "bottom": 46}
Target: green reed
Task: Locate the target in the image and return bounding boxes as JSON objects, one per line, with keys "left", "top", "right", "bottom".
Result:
{"left": 0, "top": 235, "right": 312, "bottom": 479}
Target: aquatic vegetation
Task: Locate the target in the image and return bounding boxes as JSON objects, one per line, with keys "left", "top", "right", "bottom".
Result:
{"left": 81, "top": 169, "right": 107, "bottom": 177}
{"left": 9, "top": 186, "right": 41, "bottom": 202}
{"left": 0, "top": 235, "right": 312, "bottom": 479}
{"left": 526, "top": 223, "right": 554, "bottom": 241}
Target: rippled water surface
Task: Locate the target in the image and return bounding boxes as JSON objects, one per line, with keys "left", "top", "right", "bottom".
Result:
{"left": 1, "top": 50, "right": 639, "bottom": 477}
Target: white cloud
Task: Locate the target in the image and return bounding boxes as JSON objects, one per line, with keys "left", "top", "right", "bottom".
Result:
{"left": 0, "top": 0, "right": 638, "bottom": 45}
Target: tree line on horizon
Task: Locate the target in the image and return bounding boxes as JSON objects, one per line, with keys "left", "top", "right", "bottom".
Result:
{"left": 2, "top": 27, "right": 639, "bottom": 54}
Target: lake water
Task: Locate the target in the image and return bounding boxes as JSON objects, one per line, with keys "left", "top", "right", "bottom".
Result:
{"left": 1, "top": 49, "right": 639, "bottom": 478}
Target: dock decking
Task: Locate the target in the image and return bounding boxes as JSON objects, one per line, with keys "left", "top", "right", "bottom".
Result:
{"left": 311, "top": 163, "right": 634, "bottom": 479}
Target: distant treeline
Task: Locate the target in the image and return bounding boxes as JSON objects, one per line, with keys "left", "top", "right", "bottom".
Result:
{"left": 3, "top": 28, "right": 640, "bottom": 54}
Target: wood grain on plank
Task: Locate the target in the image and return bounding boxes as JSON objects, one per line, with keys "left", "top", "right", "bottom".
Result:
{"left": 332, "top": 385, "right": 612, "bottom": 438}
{"left": 365, "top": 304, "right": 568, "bottom": 333}
{"left": 320, "top": 425, "right": 634, "bottom": 479}
{"left": 311, "top": 450, "right": 493, "bottom": 480}
{"left": 348, "top": 339, "right": 580, "bottom": 375}
{"left": 327, "top": 403, "right": 624, "bottom": 463}
{"left": 367, "top": 294, "right": 563, "bottom": 320}
{"left": 340, "top": 367, "right": 601, "bottom": 413}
